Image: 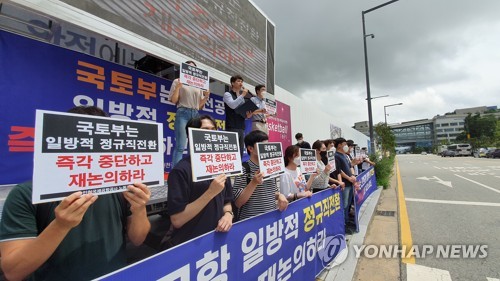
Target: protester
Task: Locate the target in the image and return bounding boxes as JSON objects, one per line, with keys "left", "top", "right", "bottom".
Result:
{"left": 321, "top": 139, "right": 345, "bottom": 190}
{"left": 309, "top": 140, "right": 334, "bottom": 193}
{"left": 335, "top": 137, "right": 357, "bottom": 234}
{"left": 295, "top": 133, "right": 311, "bottom": 149}
{"left": 250, "top": 84, "right": 271, "bottom": 134}
{"left": 233, "top": 130, "right": 288, "bottom": 220}
{"left": 0, "top": 106, "right": 151, "bottom": 281}
{"left": 167, "top": 115, "right": 233, "bottom": 247}
{"left": 347, "top": 140, "right": 361, "bottom": 176}
{"left": 321, "top": 139, "right": 335, "bottom": 164}
{"left": 360, "top": 147, "right": 376, "bottom": 172}
{"left": 169, "top": 60, "right": 210, "bottom": 167}
{"left": 279, "top": 145, "right": 314, "bottom": 202}
{"left": 223, "top": 75, "right": 253, "bottom": 157}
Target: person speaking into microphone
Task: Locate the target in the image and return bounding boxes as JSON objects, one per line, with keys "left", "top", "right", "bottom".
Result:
{"left": 223, "top": 75, "right": 254, "bottom": 157}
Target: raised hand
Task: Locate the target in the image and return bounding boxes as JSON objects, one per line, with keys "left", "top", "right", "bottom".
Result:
{"left": 54, "top": 192, "right": 98, "bottom": 230}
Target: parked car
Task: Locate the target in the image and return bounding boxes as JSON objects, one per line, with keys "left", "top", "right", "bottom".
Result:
{"left": 441, "top": 150, "right": 457, "bottom": 157}
{"left": 488, "top": 149, "right": 500, "bottom": 159}
{"left": 485, "top": 148, "right": 499, "bottom": 158}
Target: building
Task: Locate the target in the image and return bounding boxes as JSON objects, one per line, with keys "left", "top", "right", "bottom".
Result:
{"left": 353, "top": 105, "right": 498, "bottom": 152}
{"left": 352, "top": 121, "right": 370, "bottom": 137}
{"left": 433, "top": 115, "right": 466, "bottom": 144}
{"left": 390, "top": 119, "right": 434, "bottom": 150}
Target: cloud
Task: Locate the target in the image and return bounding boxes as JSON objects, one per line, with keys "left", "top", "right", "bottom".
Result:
{"left": 252, "top": 0, "right": 500, "bottom": 125}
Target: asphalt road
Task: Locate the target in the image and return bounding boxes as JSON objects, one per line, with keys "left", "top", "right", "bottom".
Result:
{"left": 398, "top": 154, "right": 500, "bottom": 280}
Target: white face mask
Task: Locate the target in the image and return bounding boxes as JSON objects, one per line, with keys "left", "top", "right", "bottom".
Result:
{"left": 293, "top": 156, "right": 301, "bottom": 166}
{"left": 343, "top": 145, "right": 349, "bottom": 153}
{"left": 331, "top": 148, "right": 336, "bottom": 153}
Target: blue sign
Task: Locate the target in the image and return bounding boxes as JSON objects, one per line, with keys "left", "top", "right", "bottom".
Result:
{"left": 0, "top": 29, "right": 231, "bottom": 185}
{"left": 353, "top": 167, "right": 378, "bottom": 232}
{"left": 98, "top": 189, "right": 346, "bottom": 280}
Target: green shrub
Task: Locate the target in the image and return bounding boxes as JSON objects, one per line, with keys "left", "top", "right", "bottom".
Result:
{"left": 371, "top": 154, "right": 394, "bottom": 189}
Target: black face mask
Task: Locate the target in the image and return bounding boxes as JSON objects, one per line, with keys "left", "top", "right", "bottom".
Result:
{"left": 320, "top": 151, "right": 327, "bottom": 158}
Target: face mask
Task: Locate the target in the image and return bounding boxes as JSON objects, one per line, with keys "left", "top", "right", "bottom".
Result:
{"left": 293, "top": 156, "right": 301, "bottom": 166}
{"left": 343, "top": 145, "right": 349, "bottom": 153}
{"left": 331, "top": 148, "right": 336, "bottom": 153}
{"left": 320, "top": 151, "right": 327, "bottom": 158}
{"left": 297, "top": 139, "right": 303, "bottom": 144}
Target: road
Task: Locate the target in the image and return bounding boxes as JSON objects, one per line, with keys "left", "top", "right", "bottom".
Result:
{"left": 397, "top": 154, "right": 500, "bottom": 281}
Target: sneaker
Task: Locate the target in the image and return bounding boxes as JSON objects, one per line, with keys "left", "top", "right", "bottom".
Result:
{"left": 346, "top": 225, "right": 358, "bottom": 234}
{"left": 345, "top": 227, "right": 355, "bottom": 235}
{"left": 346, "top": 220, "right": 356, "bottom": 227}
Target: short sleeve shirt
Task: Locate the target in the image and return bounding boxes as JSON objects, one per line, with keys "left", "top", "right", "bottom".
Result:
{"left": 233, "top": 160, "right": 277, "bottom": 220}
{"left": 169, "top": 79, "right": 203, "bottom": 109}
{"left": 167, "top": 157, "right": 233, "bottom": 246}
{"left": 0, "top": 182, "right": 128, "bottom": 281}
{"left": 279, "top": 167, "right": 307, "bottom": 196}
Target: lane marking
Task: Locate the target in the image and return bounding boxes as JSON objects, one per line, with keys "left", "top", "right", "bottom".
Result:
{"left": 406, "top": 198, "right": 500, "bottom": 207}
{"left": 454, "top": 174, "right": 500, "bottom": 194}
{"left": 433, "top": 166, "right": 441, "bottom": 170}
{"left": 396, "top": 158, "right": 415, "bottom": 264}
{"left": 416, "top": 176, "right": 452, "bottom": 188}
{"left": 487, "top": 278, "right": 500, "bottom": 281}
{"left": 407, "top": 264, "right": 451, "bottom": 281}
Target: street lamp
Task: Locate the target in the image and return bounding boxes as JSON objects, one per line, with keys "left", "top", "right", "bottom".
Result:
{"left": 384, "top": 103, "right": 403, "bottom": 125}
{"left": 362, "top": 0, "right": 400, "bottom": 154}
{"left": 365, "top": 94, "right": 389, "bottom": 101}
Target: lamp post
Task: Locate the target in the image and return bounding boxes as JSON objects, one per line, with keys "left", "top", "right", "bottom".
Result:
{"left": 365, "top": 94, "right": 389, "bottom": 101}
{"left": 384, "top": 103, "right": 403, "bottom": 125}
{"left": 362, "top": 0, "right": 400, "bottom": 154}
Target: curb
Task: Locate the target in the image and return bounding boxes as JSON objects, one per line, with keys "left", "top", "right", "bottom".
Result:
{"left": 317, "top": 187, "right": 382, "bottom": 281}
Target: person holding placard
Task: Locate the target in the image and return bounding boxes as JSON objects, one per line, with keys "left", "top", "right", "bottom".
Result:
{"left": 250, "top": 84, "right": 271, "bottom": 134}
{"left": 170, "top": 60, "right": 210, "bottom": 167}
{"left": 0, "top": 106, "right": 151, "bottom": 281}
{"left": 166, "top": 115, "right": 233, "bottom": 248}
{"left": 309, "top": 140, "right": 335, "bottom": 193}
{"left": 223, "top": 75, "right": 254, "bottom": 157}
{"left": 279, "top": 145, "right": 314, "bottom": 202}
{"left": 359, "top": 147, "right": 375, "bottom": 172}
{"left": 321, "top": 139, "right": 345, "bottom": 190}
{"left": 233, "top": 130, "right": 288, "bottom": 220}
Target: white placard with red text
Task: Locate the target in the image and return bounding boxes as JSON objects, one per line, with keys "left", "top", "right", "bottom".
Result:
{"left": 33, "top": 110, "right": 164, "bottom": 204}
{"left": 188, "top": 128, "right": 242, "bottom": 182}
{"left": 180, "top": 62, "right": 210, "bottom": 90}
{"left": 327, "top": 149, "right": 336, "bottom": 173}
{"left": 300, "top": 148, "right": 317, "bottom": 175}
{"left": 256, "top": 142, "right": 285, "bottom": 179}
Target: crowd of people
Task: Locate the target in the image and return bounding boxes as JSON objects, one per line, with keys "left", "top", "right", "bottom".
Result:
{"left": 0, "top": 70, "right": 374, "bottom": 280}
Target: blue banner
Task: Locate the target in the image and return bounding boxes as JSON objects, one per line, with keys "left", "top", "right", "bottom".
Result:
{"left": 99, "top": 189, "right": 346, "bottom": 280}
{"left": 353, "top": 167, "right": 377, "bottom": 232}
{"left": 0, "top": 30, "right": 243, "bottom": 185}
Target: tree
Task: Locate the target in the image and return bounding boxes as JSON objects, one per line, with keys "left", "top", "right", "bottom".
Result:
{"left": 374, "top": 122, "right": 396, "bottom": 157}
{"left": 462, "top": 113, "right": 498, "bottom": 148}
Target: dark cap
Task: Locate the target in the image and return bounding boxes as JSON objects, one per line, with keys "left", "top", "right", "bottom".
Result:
{"left": 347, "top": 140, "right": 355, "bottom": 147}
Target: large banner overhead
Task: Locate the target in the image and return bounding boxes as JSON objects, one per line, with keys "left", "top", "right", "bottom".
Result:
{"left": 57, "top": 0, "right": 275, "bottom": 93}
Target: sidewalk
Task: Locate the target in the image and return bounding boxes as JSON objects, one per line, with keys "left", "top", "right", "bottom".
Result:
{"left": 353, "top": 172, "right": 400, "bottom": 281}
{"left": 316, "top": 171, "right": 400, "bottom": 281}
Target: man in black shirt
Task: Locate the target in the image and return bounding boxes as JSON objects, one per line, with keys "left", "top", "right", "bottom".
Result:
{"left": 334, "top": 138, "right": 357, "bottom": 234}
{"left": 295, "top": 133, "right": 311, "bottom": 149}
{"left": 167, "top": 115, "right": 233, "bottom": 247}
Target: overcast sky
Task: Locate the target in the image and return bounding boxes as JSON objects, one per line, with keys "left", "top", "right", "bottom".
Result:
{"left": 251, "top": 0, "right": 500, "bottom": 127}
